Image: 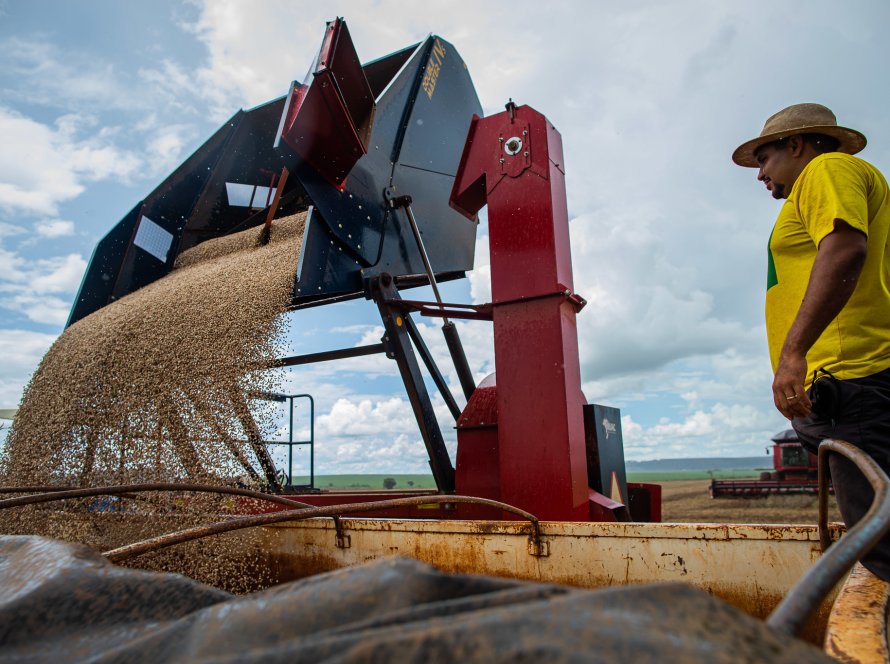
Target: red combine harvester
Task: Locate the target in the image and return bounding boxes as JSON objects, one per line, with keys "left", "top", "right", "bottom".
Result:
{"left": 710, "top": 429, "right": 825, "bottom": 497}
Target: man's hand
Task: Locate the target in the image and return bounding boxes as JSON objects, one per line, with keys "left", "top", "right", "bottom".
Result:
{"left": 772, "top": 351, "right": 812, "bottom": 419}
{"left": 771, "top": 220, "right": 866, "bottom": 420}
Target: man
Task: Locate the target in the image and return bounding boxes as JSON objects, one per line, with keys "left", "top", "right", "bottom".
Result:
{"left": 733, "top": 103, "right": 890, "bottom": 581}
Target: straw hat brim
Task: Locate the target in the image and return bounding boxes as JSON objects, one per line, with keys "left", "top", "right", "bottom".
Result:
{"left": 732, "top": 124, "right": 867, "bottom": 167}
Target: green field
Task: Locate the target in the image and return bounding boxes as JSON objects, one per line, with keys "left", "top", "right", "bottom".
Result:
{"left": 303, "top": 469, "right": 762, "bottom": 490}
{"left": 626, "top": 469, "right": 761, "bottom": 482}
{"left": 302, "top": 474, "right": 439, "bottom": 490}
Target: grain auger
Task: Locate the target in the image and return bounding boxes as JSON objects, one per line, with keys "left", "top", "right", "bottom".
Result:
{"left": 68, "top": 18, "right": 480, "bottom": 494}
{"left": 69, "top": 18, "right": 659, "bottom": 522}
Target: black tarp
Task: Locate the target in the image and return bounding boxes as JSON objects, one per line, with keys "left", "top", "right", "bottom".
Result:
{"left": 0, "top": 536, "right": 832, "bottom": 663}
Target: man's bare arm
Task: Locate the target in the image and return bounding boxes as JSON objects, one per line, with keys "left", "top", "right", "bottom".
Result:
{"left": 773, "top": 221, "right": 867, "bottom": 419}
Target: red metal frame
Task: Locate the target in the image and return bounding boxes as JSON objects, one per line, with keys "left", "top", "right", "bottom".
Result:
{"left": 450, "top": 104, "right": 598, "bottom": 521}
{"left": 266, "top": 103, "right": 660, "bottom": 523}
{"left": 277, "top": 18, "right": 374, "bottom": 190}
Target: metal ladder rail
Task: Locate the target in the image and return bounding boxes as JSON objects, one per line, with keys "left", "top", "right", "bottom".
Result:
{"left": 258, "top": 393, "right": 315, "bottom": 489}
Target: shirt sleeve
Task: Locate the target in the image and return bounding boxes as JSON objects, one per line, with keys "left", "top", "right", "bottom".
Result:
{"left": 796, "top": 156, "right": 870, "bottom": 246}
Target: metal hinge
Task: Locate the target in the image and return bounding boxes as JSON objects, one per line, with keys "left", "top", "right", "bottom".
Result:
{"left": 528, "top": 536, "right": 550, "bottom": 557}
{"left": 333, "top": 517, "right": 351, "bottom": 549}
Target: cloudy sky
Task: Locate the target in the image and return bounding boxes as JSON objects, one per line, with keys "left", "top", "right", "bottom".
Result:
{"left": 2, "top": 0, "right": 888, "bottom": 476}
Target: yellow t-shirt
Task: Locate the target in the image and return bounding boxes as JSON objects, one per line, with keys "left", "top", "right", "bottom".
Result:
{"left": 765, "top": 152, "right": 890, "bottom": 386}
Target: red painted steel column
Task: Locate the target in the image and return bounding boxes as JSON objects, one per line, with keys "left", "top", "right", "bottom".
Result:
{"left": 451, "top": 105, "right": 589, "bottom": 520}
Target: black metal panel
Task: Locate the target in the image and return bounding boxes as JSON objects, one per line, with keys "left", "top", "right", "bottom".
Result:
{"left": 180, "top": 99, "right": 306, "bottom": 253}
{"left": 291, "top": 34, "right": 481, "bottom": 305}
{"left": 67, "top": 203, "right": 141, "bottom": 327}
{"left": 68, "top": 100, "right": 311, "bottom": 327}
{"left": 398, "top": 37, "right": 480, "bottom": 177}
{"left": 292, "top": 206, "right": 366, "bottom": 302}
{"left": 362, "top": 43, "right": 418, "bottom": 99}
{"left": 148, "top": 111, "right": 242, "bottom": 255}
{"left": 109, "top": 211, "right": 185, "bottom": 303}
{"left": 70, "top": 117, "right": 239, "bottom": 325}
{"left": 289, "top": 41, "right": 428, "bottom": 278}
{"left": 584, "top": 404, "right": 629, "bottom": 505}
{"left": 388, "top": 36, "right": 480, "bottom": 277}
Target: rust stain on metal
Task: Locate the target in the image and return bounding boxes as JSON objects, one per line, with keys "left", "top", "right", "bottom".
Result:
{"left": 825, "top": 563, "right": 890, "bottom": 663}
{"left": 55, "top": 515, "right": 859, "bottom": 652}
{"left": 250, "top": 519, "right": 847, "bottom": 647}
{"left": 465, "top": 521, "right": 510, "bottom": 535}
{"left": 527, "top": 537, "right": 549, "bottom": 557}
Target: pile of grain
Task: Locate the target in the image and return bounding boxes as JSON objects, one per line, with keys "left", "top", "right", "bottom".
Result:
{"left": 0, "top": 213, "right": 306, "bottom": 589}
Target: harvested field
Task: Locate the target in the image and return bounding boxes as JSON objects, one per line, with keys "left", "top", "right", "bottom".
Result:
{"left": 661, "top": 479, "right": 843, "bottom": 524}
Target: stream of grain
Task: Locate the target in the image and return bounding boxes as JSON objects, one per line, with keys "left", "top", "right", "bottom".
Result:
{"left": 0, "top": 214, "right": 306, "bottom": 590}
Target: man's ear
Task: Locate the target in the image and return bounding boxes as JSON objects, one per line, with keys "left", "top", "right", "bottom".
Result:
{"left": 787, "top": 135, "right": 806, "bottom": 157}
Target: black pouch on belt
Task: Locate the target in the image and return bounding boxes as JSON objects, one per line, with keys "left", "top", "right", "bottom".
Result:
{"left": 809, "top": 369, "right": 841, "bottom": 421}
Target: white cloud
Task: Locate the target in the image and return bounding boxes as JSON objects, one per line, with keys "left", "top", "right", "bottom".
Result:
{"left": 0, "top": 107, "right": 141, "bottom": 216}
{"left": 183, "top": 1, "right": 325, "bottom": 119}
{"left": 34, "top": 219, "right": 75, "bottom": 237}
{"left": 621, "top": 400, "right": 781, "bottom": 460}
{"left": 317, "top": 397, "right": 416, "bottom": 437}
{"left": 468, "top": 232, "right": 491, "bottom": 305}
{"left": 0, "top": 35, "right": 211, "bottom": 217}
{"left": 30, "top": 254, "right": 86, "bottom": 294}
{"left": 1, "top": 252, "right": 86, "bottom": 294}
{"left": 0, "top": 328, "right": 58, "bottom": 406}
{"left": 319, "top": 433, "right": 432, "bottom": 474}
{"left": 138, "top": 60, "right": 198, "bottom": 108}
{"left": 0, "top": 241, "right": 86, "bottom": 325}
{"left": 581, "top": 346, "right": 786, "bottom": 459}
{"left": 0, "top": 223, "right": 26, "bottom": 238}
{"left": 268, "top": 360, "right": 462, "bottom": 474}
{"left": 263, "top": 379, "right": 443, "bottom": 474}
{"left": 144, "top": 123, "right": 195, "bottom": 174}
{"left": 0, "top": 245, "right": 26, "bottom": 286}
{"left": 329, "top": 324, "right": 379, "bottom": 335}
{"left": 0, "top": 36, "right": 133, "bottom": 112}
{"left": 5, "top": 295, "right": 71, "bottom": 326}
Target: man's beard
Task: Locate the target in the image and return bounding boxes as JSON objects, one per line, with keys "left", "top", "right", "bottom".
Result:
{"left": 771, "top": 182, "right": 787, "bottom": 199}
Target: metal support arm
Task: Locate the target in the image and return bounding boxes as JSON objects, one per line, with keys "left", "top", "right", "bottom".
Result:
{"left": 370, "top": 274, "right": 455, "bottom": 493}
{"left": 386, "top": 190, "right": 477, "bottom": 401}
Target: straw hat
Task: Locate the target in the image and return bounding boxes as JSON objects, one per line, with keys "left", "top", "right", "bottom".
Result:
{"left": 732, "top": 103, "right": 866, "bottom": 167}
